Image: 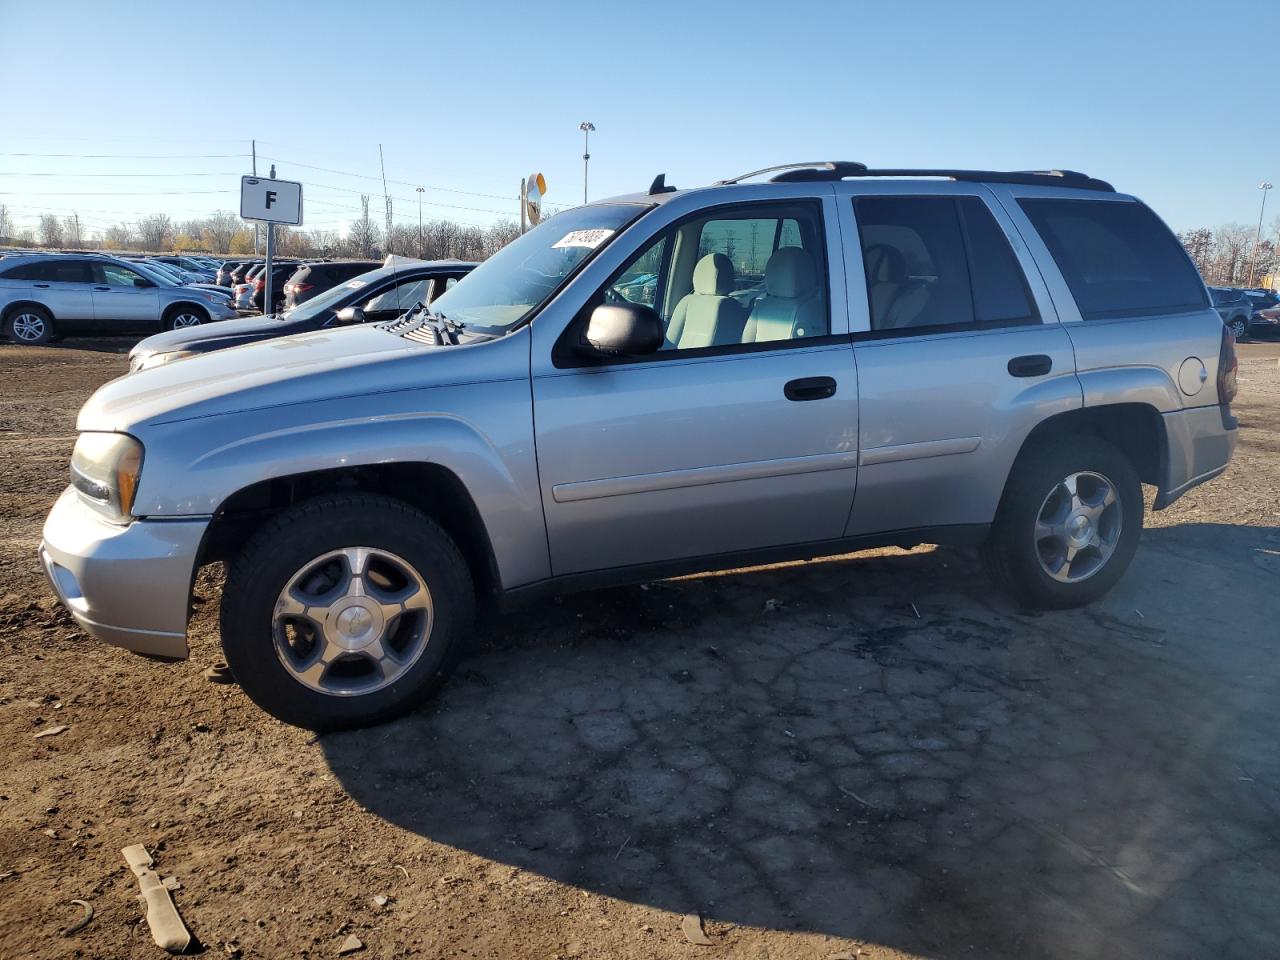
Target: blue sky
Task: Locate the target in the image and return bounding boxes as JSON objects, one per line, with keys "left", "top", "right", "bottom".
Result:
{"left": 0, "top": 0, "right": 1274, "bottom": 238}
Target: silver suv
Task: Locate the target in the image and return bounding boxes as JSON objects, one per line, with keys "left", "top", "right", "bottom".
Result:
{"left": 39, "top": 162, "right": 1239, "bottom": 729}
{"left": 0, "top": 253, "right": 236, "bottom": 343}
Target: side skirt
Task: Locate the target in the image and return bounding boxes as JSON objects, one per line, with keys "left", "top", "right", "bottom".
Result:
{"left": 498, "top": 523, "right": 990, "bottom": 611}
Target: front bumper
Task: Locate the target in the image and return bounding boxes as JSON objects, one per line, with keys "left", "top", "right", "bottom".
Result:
{"left": 39, "top": 487, "right": 209, "bottom": 659}
{"left": 209, "top": 300, "right": 238, "bottom": 321}
{"left": 1155, "top": 404, "right": 1238, "bottom": 510}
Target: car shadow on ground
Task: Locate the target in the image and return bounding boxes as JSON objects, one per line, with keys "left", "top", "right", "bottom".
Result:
{"left": 321, "top": 523, "right": 1280, "bottom": 960}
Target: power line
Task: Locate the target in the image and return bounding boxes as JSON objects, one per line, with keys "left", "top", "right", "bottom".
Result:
{"left": 0, "top": 151, "right": 248, "bottom": 160}
{"left": 0, "top": 171, "right": 242, "bottom": 177}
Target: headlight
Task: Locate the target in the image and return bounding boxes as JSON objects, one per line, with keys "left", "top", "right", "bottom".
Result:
{"left": 136, "top": 349, "right": 198, "bottom": 371}
{"left": 71, "top": 433, "right": 144, "bottom": 523}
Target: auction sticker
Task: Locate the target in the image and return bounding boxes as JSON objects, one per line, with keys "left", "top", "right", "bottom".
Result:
{"left": 552, "top": 229, "right": 614, "bottom": 250}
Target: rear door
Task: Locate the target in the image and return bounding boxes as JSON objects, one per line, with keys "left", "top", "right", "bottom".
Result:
{"left": 26, "top": 259, "right": 97, "bottom": 331}
{"left": 91, "top": 261, "right": 161, "bottom": 331}
{"left": 837, "top": 183, "right": 1080, "bottom": 537}
{"left": 532, "top": 194, "right": 859, "bottom": 575}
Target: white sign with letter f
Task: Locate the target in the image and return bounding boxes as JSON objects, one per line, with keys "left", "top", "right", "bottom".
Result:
{"left": 240, "top": 175, "right": 304, "bottom": 225}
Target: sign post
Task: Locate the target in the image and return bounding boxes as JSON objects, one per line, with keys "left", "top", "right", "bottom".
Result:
{"left": 241, "top": 170, "right": 303, "bottom": 315}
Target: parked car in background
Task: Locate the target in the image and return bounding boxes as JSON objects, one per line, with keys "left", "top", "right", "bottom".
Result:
{"left": 228, "top": 261, "right": 261, "bottom": 287}
{"left": 1209, "top": 286, "right": 1253, "bottom": 339}
{"left": 283, "top": 260, "right": 381, "bottom": 309}
{"left": 1244, "top": 287, "right": 1278, "bottom": 316}
{"left": 215, "top": 260, "right": 245, "bottom": 286}
{"left": 151, "top": 255, "right": 216, "bottom": 281}
{"left": 129, "top": 257, "right": 475, "bottom": 370}
{"left": 251, "top": 260, "right": 304, "bottom": 314}
{"left": 0, "top": 253, "right": 236, "bottom": 343}
{"left": 51, "top": 163, "right": 1237, "bottom": 729}
{"left": 125, "top": 259, "right": 234, "bottom": 303}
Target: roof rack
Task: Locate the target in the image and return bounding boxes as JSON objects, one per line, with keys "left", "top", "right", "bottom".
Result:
{"left": 715, "top": 161, "right": 1114, "bottom": 192}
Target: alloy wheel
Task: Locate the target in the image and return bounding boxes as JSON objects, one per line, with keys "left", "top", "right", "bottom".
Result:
{"left": 271, "top": 546, "right": 434, "bottom": 696}
{"left": 171, "top": 312, "right": 202, "bottom": 328}
{"left": 1034, "top": 471, "right": 1122, "bottom": 584}
{"left": 11, "top": 312, "right": 46, "bottom": 341}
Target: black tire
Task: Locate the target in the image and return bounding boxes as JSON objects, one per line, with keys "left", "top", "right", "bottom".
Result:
{"left": 982, "top": 435, "right": 1142, "bottom": 609}
{"left": 164, "top": 305, "right": 208, "bottom": 331}
{"left": 1228, "top": 316, "right": 1250, "bottom": 341}
{"left": 5, "top": 305, "right": 57, "bottom": 345}
{"left": 219, "top": 493, "right": 474, "bottom": 730}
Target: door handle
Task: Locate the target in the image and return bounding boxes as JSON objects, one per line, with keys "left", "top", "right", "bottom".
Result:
{"left": 93, "top": 286, "right": 111, "bottom": 291}
{"left": 784, "top": 376, "right": 837, "bottom": 401}
{"left": 1008, "top": 354, "right": 1052, "bottom": 378}
{"left": 33, "top": 283, "right": 49, "bottom": 288}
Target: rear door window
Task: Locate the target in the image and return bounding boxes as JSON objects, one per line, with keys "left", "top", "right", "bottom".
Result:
{"left": 1018, "top": 198, "right": 1208, "bottom": 320}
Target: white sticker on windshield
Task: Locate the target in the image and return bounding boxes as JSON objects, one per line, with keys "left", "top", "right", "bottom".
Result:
{"left": 345, "top": 279, "right": 367, "bottom": 289}
{"left": 552, "top": 229, "right": 614, "bottom": 250}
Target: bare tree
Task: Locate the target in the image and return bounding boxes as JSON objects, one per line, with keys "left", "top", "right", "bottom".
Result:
{"left": 101, "top": 224, "right": 136, "bottom": 250}
{"left": 39, "top": 214, "right": 65, "bottom": 248}
{"left": 137, "top": 213, "right": 174, "bottom": 251}
{"left": 203, "top": 210, "right": 239, "bottom": 253}
{"left": 0, "top": 203, "right": 11, "bottom": 241}
{"left": 347, "top": 196, "right": 380, "bottom": 257}
{"left": 63, "top": 214, "right": 83, "bottom": 248}
{"left": 1212, "top": 223, "right": 1252, "bottom": 284}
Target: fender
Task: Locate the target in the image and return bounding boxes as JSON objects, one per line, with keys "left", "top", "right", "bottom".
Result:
{"left": 131, "top": 377, "right": 551, "bottom": 590}
{"left": 1076, "top": 365, "right": 1182, "bottom": 414}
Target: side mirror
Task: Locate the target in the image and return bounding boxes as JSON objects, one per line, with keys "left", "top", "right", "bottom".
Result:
{"left": 334, "top": 306, "right": 366, "bottom": 325}
{"left": 583, "top": 302, "right": 663, "bottom": 356}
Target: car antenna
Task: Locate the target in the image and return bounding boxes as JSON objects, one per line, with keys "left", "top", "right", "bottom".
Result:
{"left": 648, "top": 173, "right": 676, "bottom": 195}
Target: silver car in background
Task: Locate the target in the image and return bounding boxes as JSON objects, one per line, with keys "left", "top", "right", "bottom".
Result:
{"left": 0, "top": 253, "right": 237, "bottom": 343}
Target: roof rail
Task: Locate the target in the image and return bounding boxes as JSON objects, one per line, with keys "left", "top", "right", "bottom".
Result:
{"left": 715, "top": 161, "right": 867, "bottom": 185}
{"left": 840, "top": 168, "right": 1115, "bottom": 192}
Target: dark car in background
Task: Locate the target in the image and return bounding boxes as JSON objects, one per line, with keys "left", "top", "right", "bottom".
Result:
{"left": 282, "top": 260, "right": 380, "bottom": 309}
{"left": 228, "top": 261, "right": 261, "bottom": 287}
{"left": 250, "top": 260, "right": 303, "bottom": 313}
{"left": 215, "top": 260, "right": 246, "bottom": 287}
{"left": 129, "top": 257, "right": 476, "bottom": 370}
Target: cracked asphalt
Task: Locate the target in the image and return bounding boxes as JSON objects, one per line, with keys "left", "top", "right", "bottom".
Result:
{"left": 1, "top": 339, "right": 1278, "bottom": 959}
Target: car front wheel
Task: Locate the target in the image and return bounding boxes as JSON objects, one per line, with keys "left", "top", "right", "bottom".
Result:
{"left": 219, "top": 494, "right": 475, "bottom": 730}
{"left": 165, "top": 306, "right": 207, "bottom": 330}
{"left": 1229, "top": 316, "right": 1250, "bottom": 340}
{"left": 982, "top": 435, "right": 1142, "bottom": 608}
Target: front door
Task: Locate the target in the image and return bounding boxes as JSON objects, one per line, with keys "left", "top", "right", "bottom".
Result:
{"left": 533, "top": 197, "right": 859, "bottom": 576}
{"left": 91, "top": 261, "right": 160, "bottom": 331}
{"left": 838, "top": 187, "right": 1080, "bottom": 537}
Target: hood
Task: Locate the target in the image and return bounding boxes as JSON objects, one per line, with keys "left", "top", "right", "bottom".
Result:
{"left": 130, "top": 314, "right": 296, "bottom": 357}
{"left": 82, "top": 324, "right": 518, "bottom": 433}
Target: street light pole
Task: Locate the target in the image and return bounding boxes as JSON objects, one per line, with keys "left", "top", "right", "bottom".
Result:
{"left": 579, "top": 121, "right": 595, "bottom": 205}
{"left": 1248, "top": 181, "right": 1273, "bottom": 288}
{"left": 415, "top": 186, "right": 425, "bottom": 257}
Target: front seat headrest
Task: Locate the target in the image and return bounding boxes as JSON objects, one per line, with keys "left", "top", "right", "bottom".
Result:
{"left": 692, "top": 253, "right": 736, "bottom": 296}
{"left": 765, "top": 246, "right": 818, "bottom": 299}
{"left": 864, "top": 243, "right": 906, "bottom": 284}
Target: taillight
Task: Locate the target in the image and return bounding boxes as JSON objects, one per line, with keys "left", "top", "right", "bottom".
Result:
{"left": 1217, "top": 324, "right": 1238, "bottom": 405}
{"left": 294, "top": 283, "right": 314, "bottom": 294}
{"left": 254, "top": 276, "right": 264, "bottom": 290}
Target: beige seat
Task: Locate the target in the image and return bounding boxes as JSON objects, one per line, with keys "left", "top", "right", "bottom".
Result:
{"left": 863, "top": 243, "right": 929, "bottom": 329}
{"left": 742, "top": 247, "right": 826, "bottom": 343}
{"left": 664, "top": 253, "right": 747, "bottom": 349}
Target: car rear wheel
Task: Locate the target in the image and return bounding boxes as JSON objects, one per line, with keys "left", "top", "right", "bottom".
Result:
{"left": 982, "top": 435, "right": 1142, "bottom": 608}
{"left": 5, "top": 306, "right": 56, "bottom": 345}
{"left": 165, "top": 306, "right": 207, "bottom": 330}
{"left": 1228, "top": 316, "right": 1250, "bottom": 340}
{"left": 219, "top": 493, "right": 474, "bottom": 730}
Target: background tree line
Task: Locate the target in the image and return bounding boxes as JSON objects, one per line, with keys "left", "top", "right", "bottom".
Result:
{"left": 1178, "top": 218, "right": 1280, "bottom": 287}
{"left": 0, "top": 201, "right": 522, "bottom": 262}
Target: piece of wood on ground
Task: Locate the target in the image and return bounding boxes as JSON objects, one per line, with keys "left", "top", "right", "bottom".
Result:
{"left": 121, "top": 844, "right": 192, "bottom": 953}
{"left": 681, "top": 912, "right": 713, "bottom": 945}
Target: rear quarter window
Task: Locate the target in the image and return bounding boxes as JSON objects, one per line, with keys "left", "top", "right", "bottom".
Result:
{"left": 1019, "top": 198, "right": 1207, "bottom": 321}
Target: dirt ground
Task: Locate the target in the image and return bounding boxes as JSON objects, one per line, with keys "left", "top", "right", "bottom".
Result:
{"left": 0, "top": 337, "right": 1277, "bottom": 960}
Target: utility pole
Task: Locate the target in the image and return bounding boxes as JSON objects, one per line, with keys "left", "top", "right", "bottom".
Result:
{"left": 1248, "top": 181, "right": 1273, "bottom": 288}
{"left": 263, "top": 163, "right": 276, "bottom": 315}
{"left": 579, "top": 121, "right": 595, "bottom": 204}
{"left": 72, "top": 212, "right": 80, "bottom": 248}
{"left": 379, "top": 144, "right": 393, "bottom": 256}
{"left": 252, "top": 139, "right": 260, "bottom": 255}
{"left": 415, "top": 186, "right": 425, "bottom": 257}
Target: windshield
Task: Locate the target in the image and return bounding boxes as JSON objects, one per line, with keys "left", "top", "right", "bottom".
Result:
{"left": 428, "top": 203, "right": 647, "bottom": 335}
{"left": 127, "top": 261, "right": 178, "bottom": 286}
